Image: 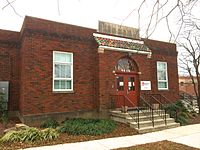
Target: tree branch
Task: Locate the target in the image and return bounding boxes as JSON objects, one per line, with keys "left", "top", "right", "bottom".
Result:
{"left": 3, "top": 0, "right": 22, "bottom": 17}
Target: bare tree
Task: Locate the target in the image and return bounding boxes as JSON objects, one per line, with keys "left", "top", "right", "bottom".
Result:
{"left": 130, "top": 0, "right": 200, "bottom": 111}
{"left": 2, "top": 0, "right": 22, "bottom": 17}
{"left": 120, "top": 0, "right": 200, "bottom": 42}
{"left": 178, "top": 19, "right": 200, "bottom": 112}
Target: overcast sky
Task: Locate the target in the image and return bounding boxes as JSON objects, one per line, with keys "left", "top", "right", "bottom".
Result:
{"left": 0, "top": 0, "right": 179, "bottom": 42}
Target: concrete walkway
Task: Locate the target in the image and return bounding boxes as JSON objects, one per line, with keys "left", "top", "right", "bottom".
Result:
{"left": 26, "top": 124, "right": 200, "bottom": 150}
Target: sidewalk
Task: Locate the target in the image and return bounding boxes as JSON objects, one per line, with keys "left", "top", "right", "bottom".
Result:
{"left": 26, "top": 124, "right": 200, "bottom": 150}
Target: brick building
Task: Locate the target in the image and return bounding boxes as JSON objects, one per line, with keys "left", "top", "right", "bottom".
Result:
{"left": 0, "top": 16, "right": 179, "bottom": 123}
{"left": 179, "top": 76, "right": 198, "bottom": 96}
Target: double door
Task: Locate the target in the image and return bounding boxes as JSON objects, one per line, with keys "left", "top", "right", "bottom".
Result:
{"left": 116, "top": 73, "right": 139, "bottom": 108}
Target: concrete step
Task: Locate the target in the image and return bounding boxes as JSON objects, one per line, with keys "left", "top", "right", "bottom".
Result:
{"left": 128, "top": 109, "right": 166, "bottom": 115}
{"left": 111, "top": 109, "right": 166, "bottom": 117}
{"left": 112, "top": 113, "right": 170, "bottom": 122}
{"left": 111, "top": 115, "right": 130, "bottom": 124}
{"left": 110, "top": 109, "right": 180, "bottom": 133}
{"left": 134, "top": 122, "right": 180, "bottom": 134}
{"left": 111, "top": 110, "right": 170, "bottom": 122}
{"left": 128, "top": 113, "right": 167, "bottom": 118}
{"left": 129, "top": 118, "right": 176, "bottom": 128}
{"left": 110, "top": 110, "right": 130, "bottom": 118}
{"left": 129, "top": 114, "right": 170, "bottom": 122}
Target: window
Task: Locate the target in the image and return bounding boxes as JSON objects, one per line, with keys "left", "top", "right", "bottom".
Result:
{"left": 53, "top": 51, "right": 73, "bottom": 91}
{"left": 157, "top": 61, "right": 168, "bottom": 90}
{"left": 116, "top": 58, "right": 134, "bottom": 72}
{"left": 128, "top": 77, "right": 135, "bottom": 91}
{"left": 116, "top": 76, "right": 124, "bottom": 91}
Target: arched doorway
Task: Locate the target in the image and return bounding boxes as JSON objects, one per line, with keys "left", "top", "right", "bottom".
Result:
{"left": 115, "top": 57, "right": 139, "bottom": 108}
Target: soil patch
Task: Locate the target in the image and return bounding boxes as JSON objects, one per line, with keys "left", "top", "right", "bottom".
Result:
{"left": 187, "top": 114, "right": 200, "bottom": 125}
{"left": 114, "top": 140, "right": 199, "bottom": 150}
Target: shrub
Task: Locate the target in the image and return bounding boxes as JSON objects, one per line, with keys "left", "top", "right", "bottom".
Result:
{"left": 40, "top": 128, "right": 59, "bottom": 141}
{"left": 176, "top": 115, "right": 188, "bottom": 125}
{"left": 1, "top": 112, "right": 8, "bottom": 126}
{"left": 40, "top": 118, "right": 59, "bottom": 129}
{"left": 58, "top": 118, "right": 116, "bottom": 135}
{"left": 0, "top": 92, "right": 5, "bottom": 112}
{"left": 0, "top": 130, "right": 20, "bottom": 143}
{"left": 190, "top": 112, "right": 198, "bottom": 118}
{"left": 165, "top": 100, "right": 197, "bottom": 125}
{"left": 0, "top": 92, "right": 8, "bottom": 126}
{"left": 0, "top": 127, "right": 59, "bottom": 143}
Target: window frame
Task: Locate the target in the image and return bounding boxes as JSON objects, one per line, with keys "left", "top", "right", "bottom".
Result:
{"left": 53, "top": 51, "right": 73, "bottom": 92}
{"left": 157, "top": 61, "right": 168, "bottom": 90}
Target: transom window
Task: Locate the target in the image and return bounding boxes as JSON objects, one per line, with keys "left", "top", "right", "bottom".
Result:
{"left": 116, "top": 58, "right": 134, "bottom": 72}
{"left": 157, "top": 61, "right": 168, "bottom": 90}
{"left": 53, "top": 51, "right": 73, "bottom": 91}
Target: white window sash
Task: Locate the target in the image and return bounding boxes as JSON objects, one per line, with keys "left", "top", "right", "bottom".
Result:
{"left": 54, "top": 63, "right": 72, "bottom": 79}
{"left": 54, "top": 61, "right": 72, "bottom": 64}
{"left": 53, "top": 51, "right": 73, "bottom": 92}
{"left": 54, "top": 78, "right": 72, "bottom": 80}
{"left": 157, "top": 61, "right": 168, "bottom": 90}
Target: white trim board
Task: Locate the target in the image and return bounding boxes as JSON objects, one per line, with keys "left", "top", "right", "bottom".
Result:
{"left": 93, "top": 33, "right": 144, "bottom": 44}
{"left": 99, "top": 45, "right": 151, "bottom": 55}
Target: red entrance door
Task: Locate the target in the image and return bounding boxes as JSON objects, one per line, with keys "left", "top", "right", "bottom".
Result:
{"left": 115, "top": 73, "right": 139, "bottom": 108}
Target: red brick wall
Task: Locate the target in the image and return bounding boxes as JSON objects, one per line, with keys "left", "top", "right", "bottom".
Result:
{"left": 21, "top": 16, "right": 93, "bottom": 40}
{"left": 179, "top": 76, "right": 198, "bottom": 96}
{"left": 0, "top": 30, "right": 20, "bottom": 111}
{"left": 20, "top": 18, "right": 178, "bottom": 115}
{"left": 0, "top": 16, "right": 179, "bottom": 117}
{"left": 149, "top": 52, "right": 179, "bottom": 102}
{"left": 179, "top": 83, "right": 197, "bottom": 96}
{"left": 19, "top": 17, "right": 98, "bottom": 115}
{"left": 97, "top": 46, "right": 179, "bottom": 110}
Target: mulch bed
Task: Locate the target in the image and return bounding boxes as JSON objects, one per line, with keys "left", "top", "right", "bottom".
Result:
{"left": 115, "top": 140, "right": 199, "bottom": 150}
{"left": 187, "top": 114, "right": 200, "bottom": 125}
{"left": 0, "top": 121, "right": 138, "bottom": 150}
{"left": 1, "top": 114, "right": 200, "bottom": 150}
{"left": 0, "top": 117, "right": 21, "bottom": 135}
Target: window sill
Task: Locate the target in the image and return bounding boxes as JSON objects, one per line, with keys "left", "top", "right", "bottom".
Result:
{"left": 158, "top": 89, "right": 169, "bottom": 91}
{"left": 53, "top": 91, "right": 75, "bottom": 94}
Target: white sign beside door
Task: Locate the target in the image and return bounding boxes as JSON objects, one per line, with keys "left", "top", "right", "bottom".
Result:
{"left": 141, "top": 81, "right": 151, "bottom": 90}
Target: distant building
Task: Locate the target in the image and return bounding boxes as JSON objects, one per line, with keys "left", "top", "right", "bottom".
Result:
{"left": 179, "top": 76, "right": 198, "bottom": 96}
